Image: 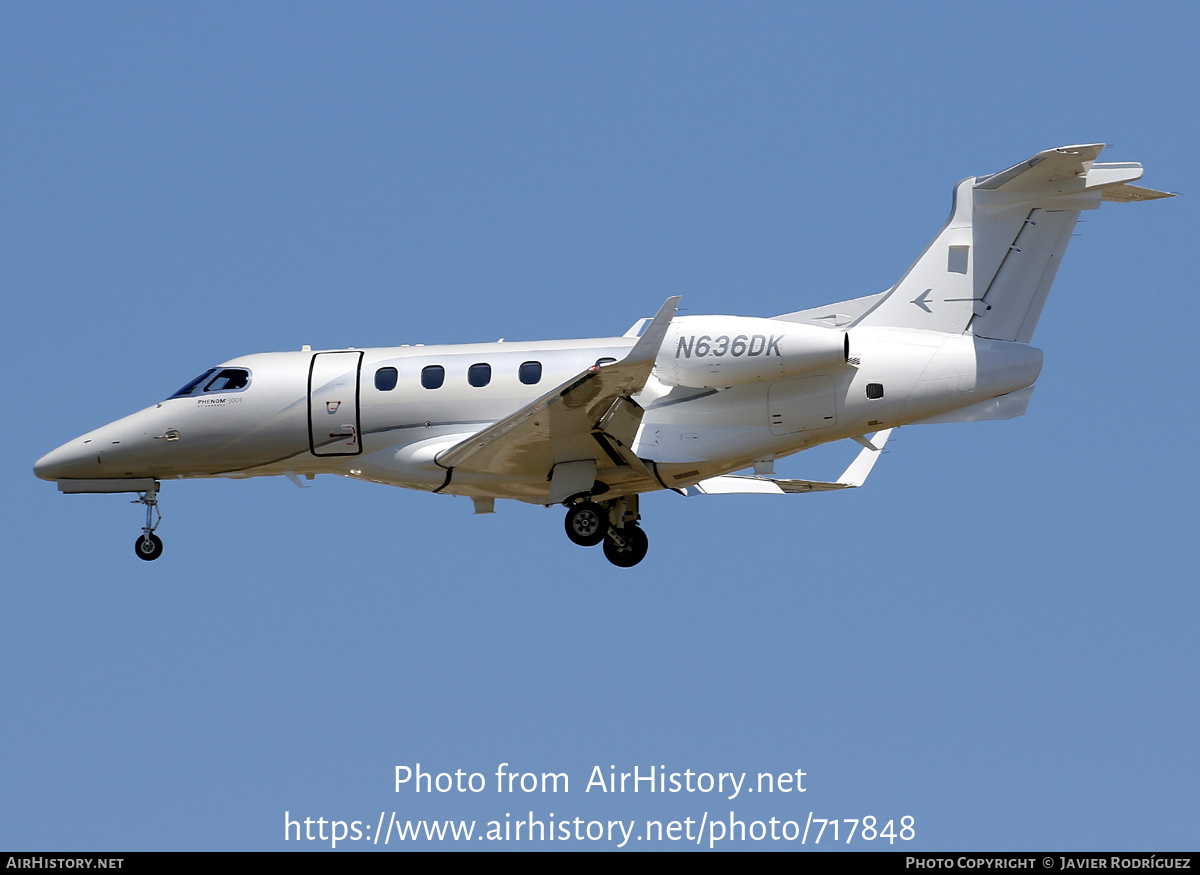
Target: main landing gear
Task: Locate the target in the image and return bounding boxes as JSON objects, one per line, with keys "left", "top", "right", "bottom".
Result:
{"left": 133, "top": 488, "right": 163, "bottom": 561}
{"left": 602, "top": 523, "right": 648, "bottom": 569}
{"left": 564, "top": 501, "right": 608, "bottom": 547}
{"left": 563, "top": 495, "right": 649, "bottom": 567}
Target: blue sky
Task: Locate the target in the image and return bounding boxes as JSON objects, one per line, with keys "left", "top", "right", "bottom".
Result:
{"left": 3, "top": 1, "right": 1196, "bottom": 851}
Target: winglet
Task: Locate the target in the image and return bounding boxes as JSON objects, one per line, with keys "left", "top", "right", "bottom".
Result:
{"left": 836, "top": 428, "right": 892, "bottom": 487}
{"left": 685, "top": 429, "right": 893, "bottom": 495}
{"left": 623, "top": 296, "right": 680, "bottom": 366}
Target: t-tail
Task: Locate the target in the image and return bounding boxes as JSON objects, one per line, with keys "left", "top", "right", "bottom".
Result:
{"left": 851, "top": 144, "right": 1172, "bottom": 340}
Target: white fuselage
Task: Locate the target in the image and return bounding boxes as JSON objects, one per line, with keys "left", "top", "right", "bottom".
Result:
{"left": 34, "top": 320, "right": 1042, "bottom": 504}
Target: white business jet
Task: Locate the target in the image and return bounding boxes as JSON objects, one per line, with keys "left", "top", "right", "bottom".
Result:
{"left": 35, "top": 144, "right": 1170, "bottom": 567}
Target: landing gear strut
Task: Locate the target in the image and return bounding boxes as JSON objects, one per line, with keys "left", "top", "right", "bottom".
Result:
{"left": 562, "top": 494, "right": 650, "bottom": 567}
{"left": 133, "top": 488, "right": 163, "bottom": 561}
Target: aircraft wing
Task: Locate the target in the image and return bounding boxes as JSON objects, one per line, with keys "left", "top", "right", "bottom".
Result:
{"left": 435, "top": 297, "right": 680, "bottom": 502}
{"left": 686, "top": 429, "right": 893, "bottom": 496}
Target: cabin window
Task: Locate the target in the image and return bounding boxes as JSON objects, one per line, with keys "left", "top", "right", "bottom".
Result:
{"left": 866, "top": 382, "right": 884, "bottom": 400}
{"left": 421, "top": 365, "right": 445, "bottom": 390}
{"left": 468, "top": 363, "right": 492, "bottom": 387}
{"left": 374, "top": 367, "right": 398, "bottom": 391}
{"left": 519, "top": 361, "right": 542, "bottom": 385}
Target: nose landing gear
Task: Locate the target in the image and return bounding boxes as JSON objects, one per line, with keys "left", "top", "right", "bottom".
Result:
{"left": 135, "top": 532, "right": 163, "bottom": 561}
{"left": 132, "top": 488, "right": 163, "bottom": 561}
{"left": 563, "top": 494, "right": 650, "bottom": 567}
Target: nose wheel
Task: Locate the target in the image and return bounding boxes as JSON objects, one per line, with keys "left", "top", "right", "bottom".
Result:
{"left": 135, "top": 532, "right": 163, "bottom": 561}
{"left": 132, "top": 488, "right": 163, "bottom": 561}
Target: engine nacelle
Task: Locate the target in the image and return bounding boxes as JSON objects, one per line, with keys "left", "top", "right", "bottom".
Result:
{"left": 655, "top": 315, "right": 848, "bottom": 389}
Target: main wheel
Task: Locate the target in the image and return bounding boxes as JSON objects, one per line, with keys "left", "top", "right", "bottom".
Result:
{"left": 134, "top": 532, "right": 163, "bottom": 561}
{"left": 603, "top": 525, "right": 649, "bottom": 567}
{"left": 564, "top": 501, "right": 607, "bottom": 547}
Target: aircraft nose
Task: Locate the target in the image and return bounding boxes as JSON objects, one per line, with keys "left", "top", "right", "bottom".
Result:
{"left": 34, "top": 440, "right": 93, "bottom": 481}
{"left": 35, "top": 418, "right": 129, "bottom": 481}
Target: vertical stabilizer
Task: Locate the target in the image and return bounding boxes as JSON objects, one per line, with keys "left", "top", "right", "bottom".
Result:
{"left": 854, "top": 145, "right": 1172, "bottom": 340}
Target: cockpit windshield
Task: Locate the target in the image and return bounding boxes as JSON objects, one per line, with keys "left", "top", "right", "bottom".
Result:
{"left": 170, "top": 370, "right": 217, "bottom": 398}
{"left": 169, "top": 368, "right": 251, "bottom": 399}
{"left": 204, "top": 369, "right": 250, "bottom": 392}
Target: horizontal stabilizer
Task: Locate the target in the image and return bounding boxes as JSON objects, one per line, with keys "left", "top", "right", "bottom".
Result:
{"left": 852, "top": 143, "right": 1171, "bottom": 342}
{"left": 974, "top": 143, "right": 1108, "bottom": 191}
{"left": 1101, "top": 183, "right": 1175, "bottom": 203}
{"left": 686, "top": 429, "right": 892, "bottom": 495}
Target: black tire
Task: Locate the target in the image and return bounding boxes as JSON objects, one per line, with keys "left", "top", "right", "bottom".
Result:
{"left": 134, "top": 533, "right": 163, "bottom": 561}
{"left": 603, "top": 524, "right": 649, "bottom": 568}
{"left": 564, "top": 501, "right": 607, "bottom": 547}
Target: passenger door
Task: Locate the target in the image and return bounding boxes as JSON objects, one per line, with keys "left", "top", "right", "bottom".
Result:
{"left": 308, "top": 351, "right": 363, "bottom": 456}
